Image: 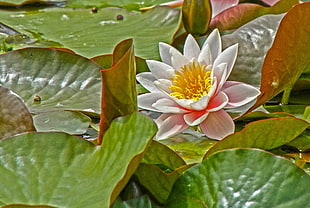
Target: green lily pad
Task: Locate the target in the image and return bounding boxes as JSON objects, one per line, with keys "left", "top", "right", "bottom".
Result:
{"left": 0, "top": 6, "right": 180, "bottom": 60}
{"left": 0, "top": 112, "right": 157, "bottom": 207}
{"left": 0, "top": 0, "right": 64, "bottom": 7}
{"left": 95, "top": 39, "right": 137, "bottom": 140}
{"left": 204, "top": 117, "right": 309, "bottom": 158}
{"left": 222, "top": 13, "right": 284, "bottom": 87}
{"left": 0, "top": 47, "right": 102, "bottom": 115}
{"left": 0, "top": 85, "right": 35, "bottom": 140}
{"left": 33, "top": 110, "right": 91, "bottom": 135}
{"left": 253, "top": 2, "right": 310, "bottom": 108}
{"left": 167, "top": 149, "right": 310, "bottom": 208}
{"left": 66, "top": 0, "right": 170, "bottom": 10}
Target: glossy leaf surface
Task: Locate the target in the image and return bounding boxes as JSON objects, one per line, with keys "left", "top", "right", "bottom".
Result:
{"left": 204, "top": 117, "right": 309, "bottom": 158}
{"left": 95, "top": 39, "right": 137, "bottom": 141}
{"left": 0, "top": 85, "right": 35, "bottom": 140}
{"left": 33, "top": 110, "right": 91, "bottom": 135}
{"left": 210, "top": 0, "right": 298, "bottom": 31}
{"left": 0, "top": 112, "right": 157, "bottom": 207}
{"left": 167, "top": 149, "right": 310, "bottom": 208}
{"left": 0, "top": 6, "right": 180, "bottom": 60}
{"left": 252, "top": 2, "right": 310, "bottom": 108}
{"left": 0, "top": 47, "right": 102, "bottom": 115}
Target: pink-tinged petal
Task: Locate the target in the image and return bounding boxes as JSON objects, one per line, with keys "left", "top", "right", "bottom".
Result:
{"left": 184, "top": 111, "right": 209, "bottom": 126}
{"left": 198, "top": 44, "right": 212, "bottom": 66}
{"left": 261, "top": 0, "right": 280, "bottom": 6}
{"left": 226, "top": 99, "right": 257, "bottom": 118}
{"left": 207, "top": 91, "right": 228, "bottom": 112}
{"left": 212, "top": 63, "right": 227, "bottom": 92}
{"left": 136, "top": 72, "right": 159, "bottom": 92}
{"left": 152, "top": 98, "right": 188, "bottom": 113}
{"left": 211, "top": 0, "right": 238, "bottom": 17}
{"left": 184, "top": 34, "right": 201, "bottom": 60}
{"left": 173, "top": 98, "right": 195, "bottom": 109}
{"left": 190, "top": 95, "right": 210, "bottom": 110}
{"left": 200, "top": 109, "right": 235, "bottom": 140}
{"left": 222, "top": 82, "right": 260, "bottom": 108}
{"left": 202, "top": 29, "right": 222, "bottom": 63}
{"left": 155, "top": 113, "right": 188, "bottom": 140}
{"left": 213, "top": 43, "right": 238, "bottom": 80}
{"left": 138, "top": 92, "right": 167, "bottom": 112}
{"left": 208, "top": 76, "right": 217, "bottom": 98}
{"left": 146, "top": 60, "right": 174, "bottom": 79}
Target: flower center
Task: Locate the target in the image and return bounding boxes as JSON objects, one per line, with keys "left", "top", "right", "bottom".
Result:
{"left": 169, "top": 62, "right": 212, "bottom": 101}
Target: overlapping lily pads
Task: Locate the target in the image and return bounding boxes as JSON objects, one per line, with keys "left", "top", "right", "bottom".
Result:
{"left": 0, "top": 6, "right": 180, "bottom": 60}
{"left": 167, "top": 149, "right": 310, "bottom": 208}
{"left": 0, "top": 112, "right": 157, "bottom": 207}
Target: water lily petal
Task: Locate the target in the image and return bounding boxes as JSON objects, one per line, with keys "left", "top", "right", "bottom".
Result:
{"left": 155, "top": 113, "right": 188, "bottom": 140}
{"left": 212, "top": 63, "right": 227, "bottom": 92}
{"left": 154, "top": 79, "right": 173, "bottom": 93}
{"left": 198, "top": 44, "right": 212, "bottom": 66}
{"left": 211, "top": 0, "right": 238, "bottom": 17}
{"left": 207, "top": 91, "right": 229, "bottom": 112}
{"left": 184, "top": 111, "right": 209, "bottom": 126}
{"left": 190, "top": 95, "right": 210, "bottom": 110}
{"left": 226, "top": 99, "right": 257, "bottom": 118}
{"left": 184, "top": 34, "right": 201, "bottom": 60}
{"left": 159, "top": 42, "right": 173, "bottom": 66}
{"left": 138, "top": 92, "right": 167, "bottom": 112}
{"left": 136, "top": 72, "right": 159, "bottom": 92}
{"left": 171, "top": 48, "right": 189, "bottom": 70}
{"left": 146, "top": 60, "right": 174, "bottom": 79}
{"left": 213, "top": 44, "right": 238, "bottom": 81}
{"left": 152, "top": 98, "right": 188, "bottom": 113}
{"left": 202, "top": 29, "right": 222, "bottom": 63}
{"left": 222, "top": 81, "right": 260, "bottom": 108}
{"left": 200, "top": 109, "right": 235, "bottom": 140}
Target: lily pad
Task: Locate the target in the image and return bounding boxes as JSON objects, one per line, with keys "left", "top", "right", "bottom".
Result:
{"left": 0, "top": 85, "right": 35, "bottom": 140}
{"left": 210, "top": 0, "right": 298, "bottom": 31}
{"left": 0, "top": 47, "right": 102, "bottom": 115}
{"left": 33, "top": 110, "right": 91, "bottom": 135}
{"left": 0, "top": 112, "right": 157, "bottom": 207}
{"left": 222, "top": 13, "right": 283, "bottom": 87}
{"left": 252, "top": 2, "right": 310, "bottom": 107}
{"left": 167, "top": 149, "right": 310, "bottom": 208}
{"left": 0, "top": 6, "right": 180, "bottom": 60}
{"left": 204, "top": 117, "right": 309, "bottom": 158}
{"left": 66, "top": 0, "right": 170, "bottom": 10}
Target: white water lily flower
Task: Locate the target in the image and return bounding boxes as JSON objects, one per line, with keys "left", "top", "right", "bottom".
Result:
{"left": 137, "top": 29, "right": 260, "bottom": 140}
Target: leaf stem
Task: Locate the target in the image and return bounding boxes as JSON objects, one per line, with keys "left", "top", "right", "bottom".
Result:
{"left": 281, "top": 87, "right": 292, "bottom": 104}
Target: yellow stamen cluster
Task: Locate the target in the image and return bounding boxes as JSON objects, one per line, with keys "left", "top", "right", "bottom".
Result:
{"left": 169, "top": 62, "right": 212, "bottom": 101}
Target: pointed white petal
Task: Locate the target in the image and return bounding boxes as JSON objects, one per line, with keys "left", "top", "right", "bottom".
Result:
{"left": 190, "top": 95, "right": 210, "bottom": 110}
{"left": 184, "top": 111, "right": 209, "bottom": 126}
{"left": 171, "top": 48, "right": 189, "bottom": 70}
{"left": 213, "top": 44, "right": 238, "bottom": 80}
{"left": 198, "top": 44, "right": 212, "bottom": 66}
{"left": 212, "top": 63, "right": 228, "bottom": 92}
{"left": 200, "top": 109, "right": 235, "bottom": 140}
{"left": 155, "top": 113, "right": 188, "bottom": 140}
{"left": 202, "top": 29, "right": 222, "bottom": 63}
{"left": 225, "top": 99, "right": 257, "bottom": 118}
{"left": 138, "top": 92, "right": 167, "bottom": 112}
{"left": 222, "top": 81, "right": 260, "bottom": 108}
{"left": 207, "top": 91, "right": 229, "bottom": 112}
{"left": 159, "top": 42, "right": 173, "bottom": 66}
{"left": 154, "top": 79, "right": 173, "bottom": 93}
{"left": 136, "top": 72, "right": 159, "bottom": 92}
{"left": 152, "top": 98, "right": 188, "bottom": 113}
{"left": 184, "top": 34, "right": 201, "bottom": 60}
{"left": 146, "top": 60, "right": 174, "bottom": 79}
